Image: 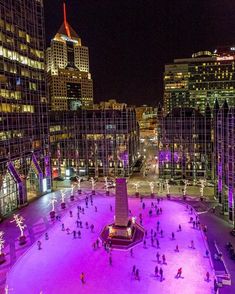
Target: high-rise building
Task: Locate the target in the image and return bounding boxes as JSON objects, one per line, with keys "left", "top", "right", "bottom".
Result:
{"left": 214, "top": 102, "right": 235, "bottom": 224}
{"left": 158, "top": 106, "right": 212, "bottom": 180}
{"left": 0, "top": 0, "right": 51, "bottom": 217}
{"left": 46, "top": 3, "right": 93, "bottom": 110}
{"left": 50, "top": 108, "right": 139, "bottom": 178}
{"left": 164, "top": 48, "right": 235, "bottom": 113}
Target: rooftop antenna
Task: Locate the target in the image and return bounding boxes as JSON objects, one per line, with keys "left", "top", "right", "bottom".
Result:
{"left": 63, "top": 1, "right": 71, "bottom": 38}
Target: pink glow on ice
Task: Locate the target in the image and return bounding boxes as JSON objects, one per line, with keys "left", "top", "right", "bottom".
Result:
{"left": 6, "top": 196, "right": 213, "bottom": 293}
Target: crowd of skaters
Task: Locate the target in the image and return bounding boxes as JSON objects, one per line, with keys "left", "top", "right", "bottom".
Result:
{"left": 34, "top": 189, "right": 215, "bottom": 292}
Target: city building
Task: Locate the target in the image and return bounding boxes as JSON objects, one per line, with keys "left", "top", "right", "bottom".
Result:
{"left": 135, "top": 105, "right": 157, "bottom": 143}
{"left": 0, "top": 0, "right": 51, "bottom": 217}
{"left": 46, "top": 3, "right": 93, "bottom": 110}
{"left": 94, "top": 99, "right": 127, "bottom": 110}
{"left": 50, "top": 108, "right": 139, "bottom": 179}
{"left": 215, "top": 101, "right": 235, "bottom": 223}
{"left": 158, "top": 106, "right": 212, "bottom": 181}
{"left": 164, "top": 47, "right": 235, "bottom": 113}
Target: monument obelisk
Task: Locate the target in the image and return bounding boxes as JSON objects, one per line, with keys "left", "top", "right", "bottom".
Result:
{"left": 115, "top": 178, "right": 128, "bottom": 227}
{"left": 100, "top": 177, "right": 145, "bottom": 249}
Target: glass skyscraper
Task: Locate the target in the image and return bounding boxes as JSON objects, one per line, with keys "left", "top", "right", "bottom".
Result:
{"left": 0, "top": 0, "right": 51, "bottom": 217}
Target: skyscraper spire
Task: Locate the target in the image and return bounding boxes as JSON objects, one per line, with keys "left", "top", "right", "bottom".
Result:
{"left": 63, "top": 1, "right": 71, "bottom": 38}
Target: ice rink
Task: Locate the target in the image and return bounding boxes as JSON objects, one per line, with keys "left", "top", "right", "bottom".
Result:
{"left": 6, "top": 193, "right": 213, "bottom": 294}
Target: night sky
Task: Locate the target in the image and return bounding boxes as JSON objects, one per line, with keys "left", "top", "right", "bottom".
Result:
{"left": 44, "top": 0, "right": 235, "bottom": 106}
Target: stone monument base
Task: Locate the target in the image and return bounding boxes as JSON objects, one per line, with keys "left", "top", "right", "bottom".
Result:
{"left": 100, "top": 219, "right": 145, "bottom": 250}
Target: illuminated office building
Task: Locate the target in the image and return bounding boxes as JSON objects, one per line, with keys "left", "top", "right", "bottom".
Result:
{"left": 158, "top": 105, "right": 212, "bottom": 180}
{"left": 46, "top": 3, "right": 93, "bottom": 110}
{"left": 215, "top": 101, "right": 235, "bottom": 223}
{"left": 164, "top": 47, "right": 235, "bottom": 113}
{"left": 0, "top": 0, "right": 51, "bottom": 216}
{"left": 50, "top": 108, "right": 139, "bottom": 178}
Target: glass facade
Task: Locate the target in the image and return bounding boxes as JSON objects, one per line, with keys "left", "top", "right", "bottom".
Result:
{"left": 0, "top": 0, "right": 51, "bottom": 216}
{"left": 164, "top": 49, "right": 235, "bottom": 114}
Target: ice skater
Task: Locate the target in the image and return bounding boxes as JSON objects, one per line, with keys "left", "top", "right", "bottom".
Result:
{"left": 155, "top": 265, "right": 158, "bottom": 276}
{"left": 178, "top": 224, "right": 182, "bottom": 231}
{"left": 90, "top": 224, "right": 94, "bottom": 232}
{"left": 61, "top": 223, "right": 65, "bottom": 231}
{"left": 95, "top": 206, "right": 98, "bottom": 212}
{"left": 77, "top": 230, "right": 81, "bottom": 238}
{"left": 86, "top": 222, "right": 89, "bottom": 229}
{"left": 156, "top": 252, "right": 160, "bottom": 263}
{"left": 73, "top": 230, "right": 76, "bottom": 239}
{"left": 130, "top": 248, "right": 133, "bottom": 256}
{"left": 160, "top": 229, "right": 163, "bottom": 237}
{"left": 159, "top": 267, "right": 163, "bottom": 281}
{"left": 206, "top": 272, "right": 210, "bottom": 282}
{"left": 76, "top": 220, "right": 79, "bottom": 228}
{"left": 132, "top": 265, "right": 136, "bottom": 275}
{"left": 176, "top": 267, "right": 182, "bottom": 278}
{"left": 175, "top": 245, "right": 179, "bottom": 252}
{"left": 69, "top": 210, "right": 73, "bottom": 217}
{"left": 156, "top": 239, "right": 160, "bottom": 248}
{"left": 45, "top": 233, "right": 49, "bottom": 240}
{"left": 37, "top": 240, "right": 42, "bottom": 250}
{"left": 110, "top": 205, "right": 112, "bottom": 212}
{"left": 80, "top": 272, "right": 85, "bottom": 284}
{"left": 135, "top": 269, "right": 139, "bottom": 280}
{"left": 171, "top": 232, "right": 175, "bottom": 240}
{"left": 190, "top": 240, "right": 195, "bottom": 249}
{"left": 162, "top": 254, "right": 166, "bottom": 264}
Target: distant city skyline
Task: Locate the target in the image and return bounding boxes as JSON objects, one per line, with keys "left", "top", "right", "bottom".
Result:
{"left": 44, "top": 0, "right": 235, "bottom": 106}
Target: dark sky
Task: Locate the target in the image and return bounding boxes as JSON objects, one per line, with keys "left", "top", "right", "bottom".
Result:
{"left": 44, "top": 0, "right": 235, "bottom": 106}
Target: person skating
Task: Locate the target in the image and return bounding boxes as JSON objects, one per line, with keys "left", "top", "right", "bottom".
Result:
{"left": 156, "top": 252, "right": 160, "bottom": 263}
{"left": 156, "top": 239, "right": 160, "bottom": 249}
{"left": 205, "top": 249, "right": 209, "bottom": 258}
{"left": 178, "top": 224, "right": 182, "bottom": 231}
{"left": 77, "top": 230, "right": 81, "bottom": 238}
{"left": 206, "top": 272, "right": 210, "bottom": 282}
{"left": 76, "top": 220, "right": 79, "bottom": 228}
{"left": 80, "top": 272, "right": 85, "bottom": 284}
{"left": 142, "top": 203, "right": 145, "bottom": 210}
{"left": 155, "top": 265, "right": 158, "bottom": 276}
{"left": 73, "top": 230, "right": 77, "bottom": 239}
{"left": 95, "top": 206, "right": 98, "bottom": 212}
{"left": 160, "top": 229, "right": 163, "bottom": 237}
{"left": 37, "top": 240, "right": 42, "bottom": 250}
{"left": 162, "top": 254, "right": 166, "bottom": 264}
{"left": 61, "top": 223, "right": 65, "bottom": 231}
{"left": 110, "top": 205, "right": 112, "bottom": 212}
{"left": 96, "top": 239, "right": 100, "bottom": 247}
{"left": 159, "top": 267, "right": 163, "bottom": 281}
{"left": 130, "top": 248, "right": 133, "bottom": 256}
{"left": 190, "top": 240, "right": 195, "bottom": 249}
{"left": 132, "top": 265, "right": 136, "bottom": 275}
{"left": 90, "top": 224, "right": 94, "bottom": 232}
{"left": 135, "top": 269, "right": 139, "bottom": 280}
{"left": 171, "top": 232, "right": 175, "bottom": 240}
{"left": 69, "top": 210, "right": 73, "bottom": 217}
{"left": 85, "top": 222, "right": 89, "bottom": 229}
{"left": 176, "top": 267, "right": 182, "bottom": 278}
{"left": 175, "top": 245, "right": 179, "bottom": 252}
{"left": 45, "top": 233, "right": 49, "bottom": 240}
{"left": 143, "top": 240, "right": 146, "bottom": 248}
{"left": 66, "top": 228, "right": 70, "bottom": 234}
